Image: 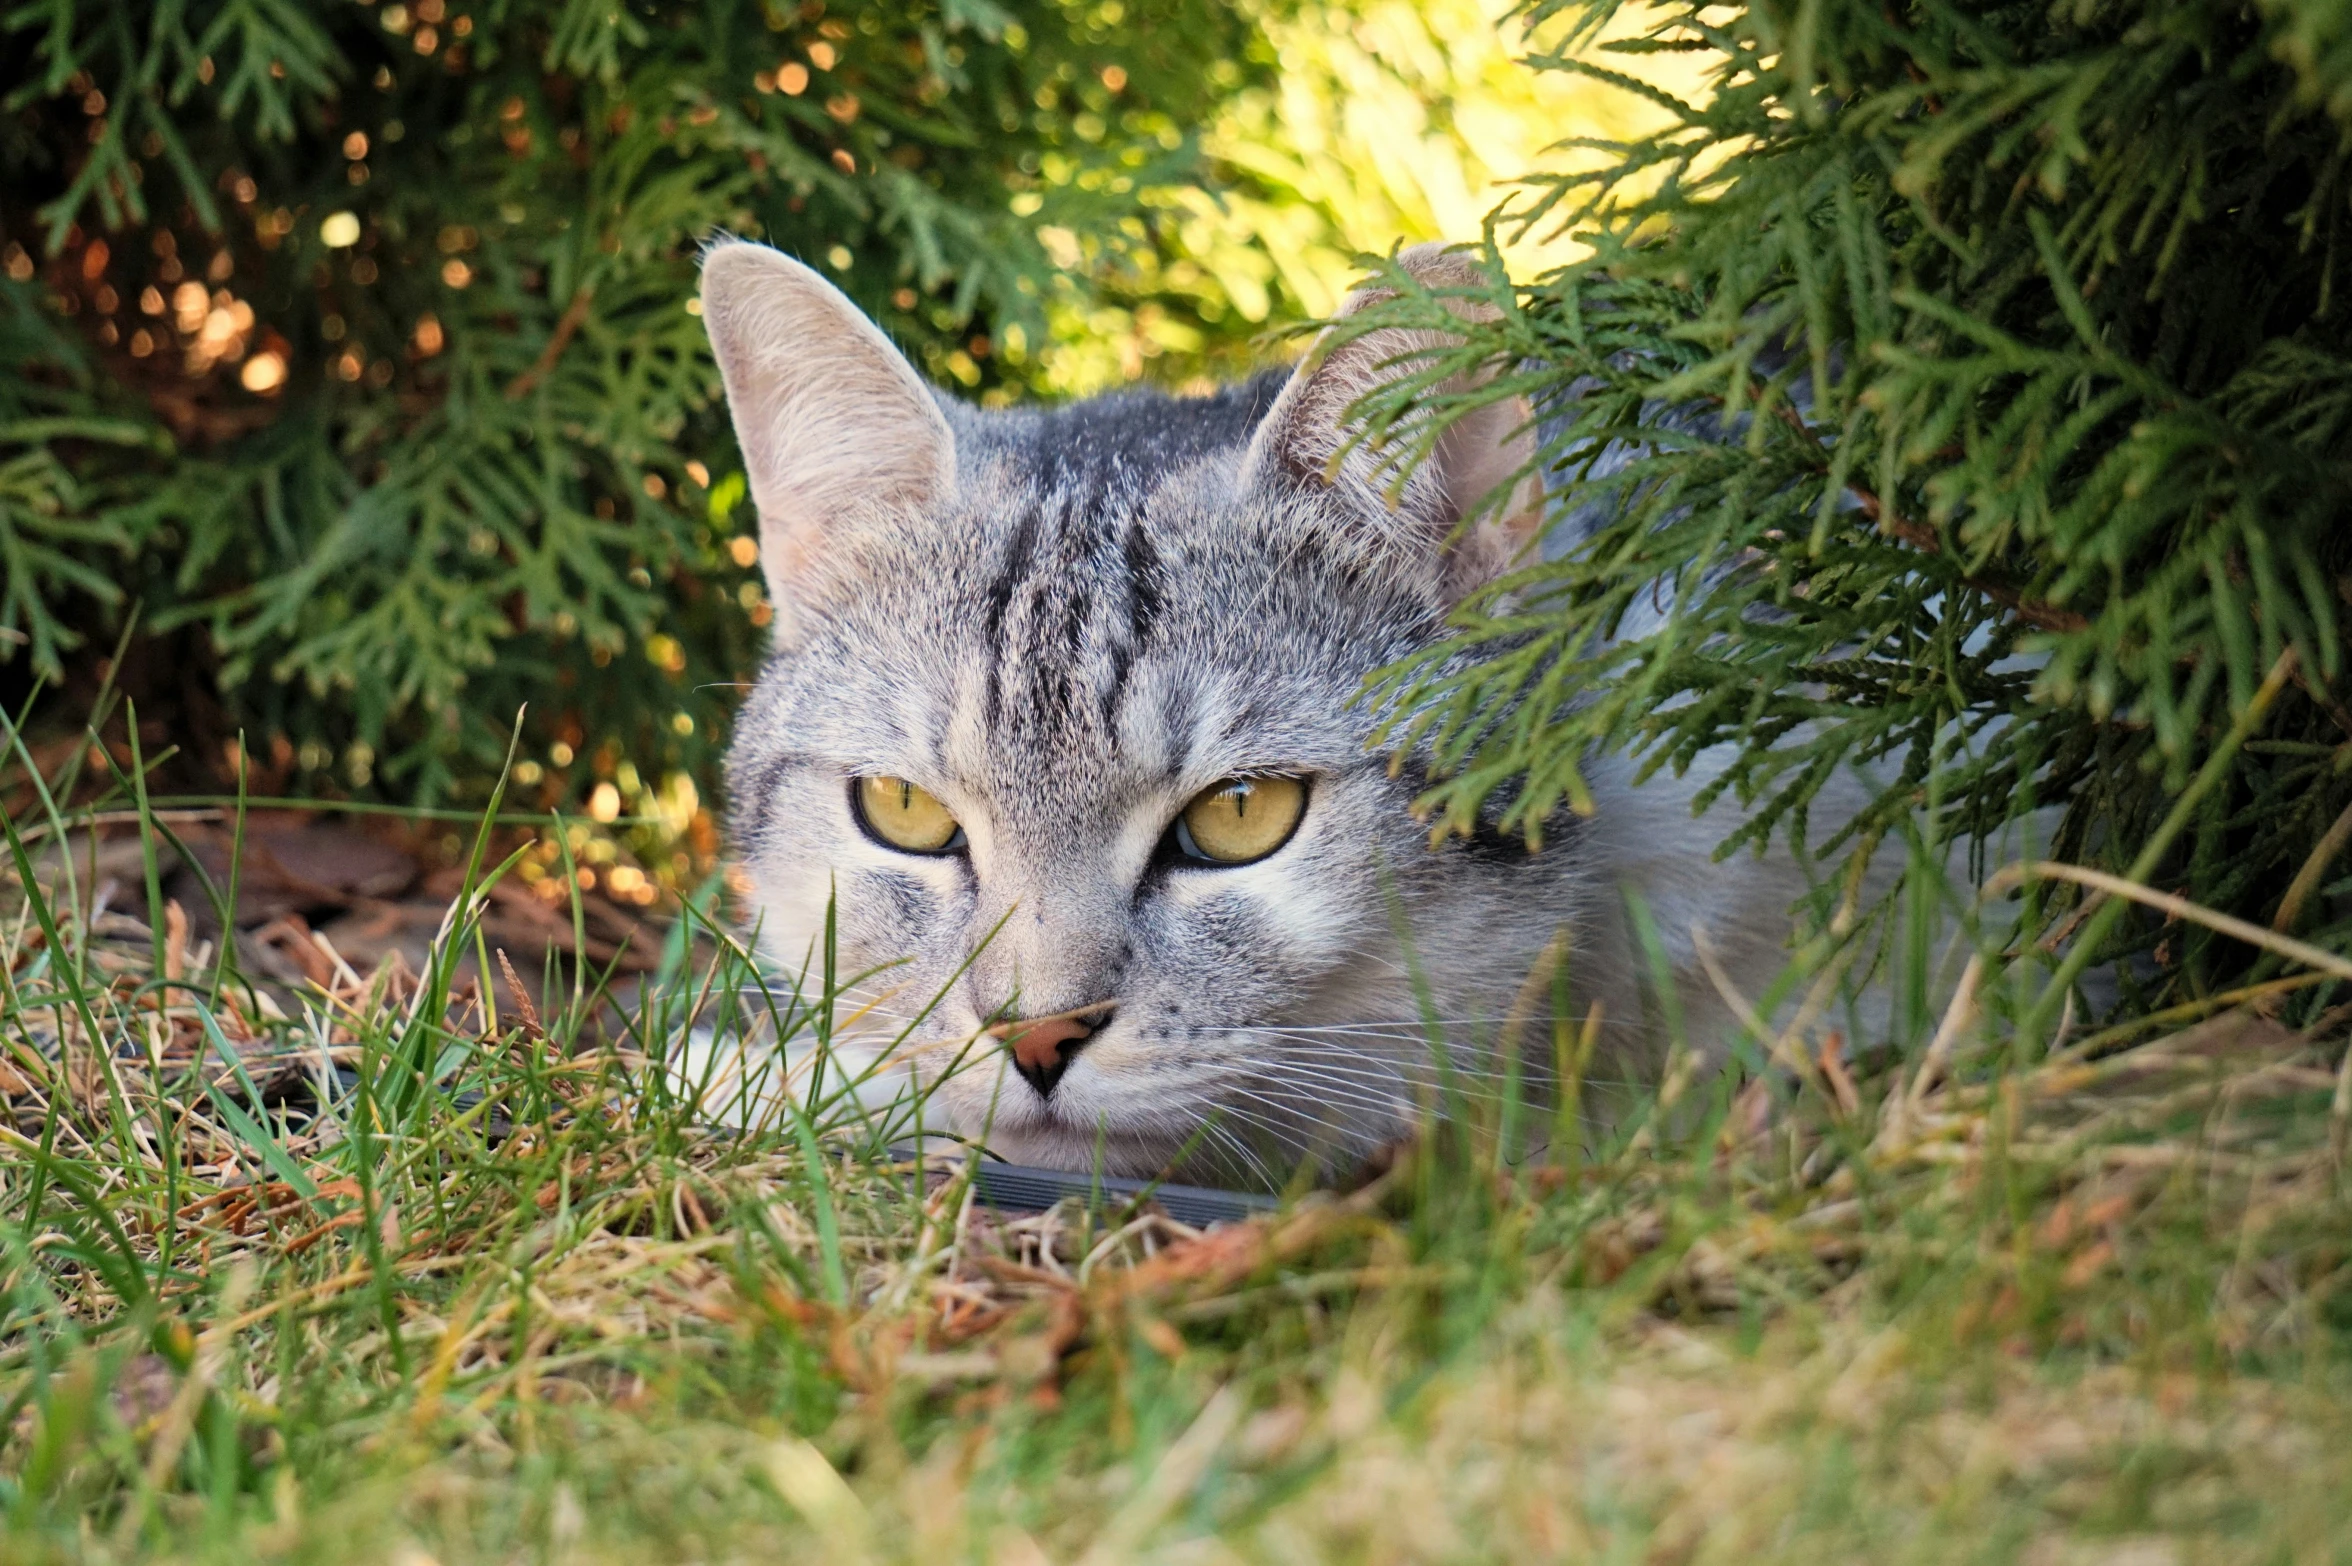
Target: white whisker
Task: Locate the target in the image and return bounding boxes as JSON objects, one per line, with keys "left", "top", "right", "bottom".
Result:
{"left": 1202, "top": 1077, "right": 1402, "bottom": 1139}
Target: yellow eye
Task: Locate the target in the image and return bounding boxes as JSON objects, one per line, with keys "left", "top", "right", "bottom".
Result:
{"left": 1175, "top": 775, "right": 1307, "bottom": 865}
{"left": 854, "top": 776, "right": 964, "bottom": 854}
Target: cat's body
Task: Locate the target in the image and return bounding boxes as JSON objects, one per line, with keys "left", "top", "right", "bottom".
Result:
{"left": 700, "top": 240, "right": 1846, "bottom": 1182}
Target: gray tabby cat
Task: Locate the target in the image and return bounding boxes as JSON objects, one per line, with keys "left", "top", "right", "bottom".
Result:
{"left": 699, "top": 239, "right": 1830, "bottom": 1183}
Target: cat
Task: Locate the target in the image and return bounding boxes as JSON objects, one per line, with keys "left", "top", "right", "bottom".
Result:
{"left": 696, "top": 238, "right": 1865, "bottom": 1184}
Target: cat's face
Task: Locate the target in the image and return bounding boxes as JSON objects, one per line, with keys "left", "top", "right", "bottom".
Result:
{"left": 702, "top": 241, "right": 1575, "bottom": 1181}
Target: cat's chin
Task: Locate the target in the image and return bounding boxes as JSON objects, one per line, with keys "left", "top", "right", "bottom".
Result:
{"left": 953, "top": 1107, "right": 1383, "bottom": 1192}
{"left": 960, "top": 1119, "right": 1185, "bottom": 1181}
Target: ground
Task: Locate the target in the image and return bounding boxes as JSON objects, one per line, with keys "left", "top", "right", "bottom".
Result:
{"left": 2, "top": 803, "right": 2348, "bottom": 1564}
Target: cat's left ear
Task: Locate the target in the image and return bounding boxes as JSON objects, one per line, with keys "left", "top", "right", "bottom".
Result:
{"left": 700, "top": 240, "right": 956, "bottom": 635}
{"left": 1241, "top": 243, "right": 1542, "bottom": 602}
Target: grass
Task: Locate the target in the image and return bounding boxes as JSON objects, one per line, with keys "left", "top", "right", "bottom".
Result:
{"left": 2, "top": 722, "right": 2350, "bottom": 1565}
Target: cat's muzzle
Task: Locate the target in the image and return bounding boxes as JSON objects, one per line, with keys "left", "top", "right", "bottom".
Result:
{"left": 987, "top": 1001, "right": 1118, "bottom": 1102}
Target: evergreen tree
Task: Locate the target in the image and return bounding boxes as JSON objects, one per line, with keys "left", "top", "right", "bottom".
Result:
{"left": 1356, "top": 0, "right": 2352, "bottom": 1018}
{"left": 0, "top": 0, "right": 1266, "bottom": 805}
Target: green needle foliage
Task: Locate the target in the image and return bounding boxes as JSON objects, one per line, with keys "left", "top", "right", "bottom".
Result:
{"left": 0, "top": 0, "right": 1268, "bottom": 801}
{"left": 1356, "top": 0, "right": 2352, "bottom": 1012}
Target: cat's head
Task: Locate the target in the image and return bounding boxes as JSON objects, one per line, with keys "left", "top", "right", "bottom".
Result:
{"left": 701, "top": 239, "right": 1577, "bottom": 1181}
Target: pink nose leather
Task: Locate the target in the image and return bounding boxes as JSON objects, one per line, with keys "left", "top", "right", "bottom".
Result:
{"left": 992, "top": 1014, "right": 1095, "bottom": 1073}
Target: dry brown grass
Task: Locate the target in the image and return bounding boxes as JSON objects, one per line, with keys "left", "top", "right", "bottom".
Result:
{"left": 3, "top": 806, "right": 2350, "bottom": 1562}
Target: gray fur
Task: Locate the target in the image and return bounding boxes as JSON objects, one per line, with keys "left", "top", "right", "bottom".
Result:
{"left": 700, "top": 240, "right": 1847, "bottom": 1183}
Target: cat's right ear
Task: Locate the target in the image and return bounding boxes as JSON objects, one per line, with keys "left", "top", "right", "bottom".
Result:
{"left": 1239, "top": 243, "right": 1540, "bottom": 605}
{"left": 699, "top": 241, "right": 954, "bottom": 632}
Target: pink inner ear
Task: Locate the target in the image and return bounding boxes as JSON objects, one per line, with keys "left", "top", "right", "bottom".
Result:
{"left": 1245, "top": 315, "right": 1541, "bottom": 603}
{"left": 698, "top": 241, "right": 956, "bottom": 624}
{"left": 1250, "top": 323, "right": 1453, "bottom": 504}
{"left": 1431, "top": 392, "right": 1545, "bottom": 593}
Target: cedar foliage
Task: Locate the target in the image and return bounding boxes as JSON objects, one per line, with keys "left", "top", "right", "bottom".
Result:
{"left": 0, "top": 0, "right": 1263, "bottom": 802}
{"left": 1358, "top": 0, "right": 2352, "bottom": 1017}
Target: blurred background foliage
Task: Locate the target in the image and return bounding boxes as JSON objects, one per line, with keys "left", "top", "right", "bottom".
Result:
{"left": 1032, "top": 0, "right": 1695, "bottom": 393}
{"left": 0, "top": 0, "right": 1678, "bottom": 866}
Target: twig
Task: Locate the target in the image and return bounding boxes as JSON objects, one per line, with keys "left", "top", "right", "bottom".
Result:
{"left": 1987, "top": 860, "right": 2352, "bottom": 985}
{"left": 2022, "top": 647, "right": 2301, "bottom": 1037}
{"left": 2035, "top": 887, "right": 2106, "bottom": 955}
{"left": 2052, "top": 971, "right": 2333, "bottom": 1063}
{"left": 2291, "top": 665, "right": 2352, "bottom": 742}
{"left": 1844, "top": 481, "right": 2089, "bottom": 633}
{"left": 1691, "top": 923, "right": 1824, "bottom": 1093}
{"left": 1899, "top": 951, "right": 1985, "bottom": 1121}
{"left": 2272, "top": 795, "right": 2352, "bottom": 935}
{"left": 1761, "top": 398, "right": 2090, "bottom": 633}
{"left": 1816, "top": 1032, "right": 1861, "bottom": 1118}
{"left": 505, "top": 285, "right": 596, "bottom": 400}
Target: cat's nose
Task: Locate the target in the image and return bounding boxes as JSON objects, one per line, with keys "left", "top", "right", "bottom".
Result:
{"left": 988, "top": 1008, "right": 1112, "bottom": 1101}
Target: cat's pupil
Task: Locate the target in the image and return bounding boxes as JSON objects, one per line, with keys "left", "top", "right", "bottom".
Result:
{"left": 854, "top": 774, "right": 962, "bottom": 853}
{"left": 1177, "top": 774, "right": 1306, "bottom": 865}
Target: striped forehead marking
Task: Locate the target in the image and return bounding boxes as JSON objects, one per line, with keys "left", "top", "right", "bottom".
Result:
{"left": 976, "top": 482, "right": 1166, "bottom": 749}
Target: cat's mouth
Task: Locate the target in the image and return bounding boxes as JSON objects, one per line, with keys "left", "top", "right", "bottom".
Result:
{"left": 970, "top": 1080, "right": 1395, "bottom": 1189}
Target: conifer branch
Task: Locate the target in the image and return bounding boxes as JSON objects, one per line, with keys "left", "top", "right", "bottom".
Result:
{"left": 3, "top": 0, "right": 1274, "bottom": 805}
{"left": 506, "top": 285, "right": 596, "bottom": 402}
{"left": 1841, "top": 481, "right": 2088, "bottom": 635}
{"left": 1365, "top": 0, "right": 2352, "bottom": 1015}
{"left": 1765, "top": 397, "right": 2090, "bottom": 635}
